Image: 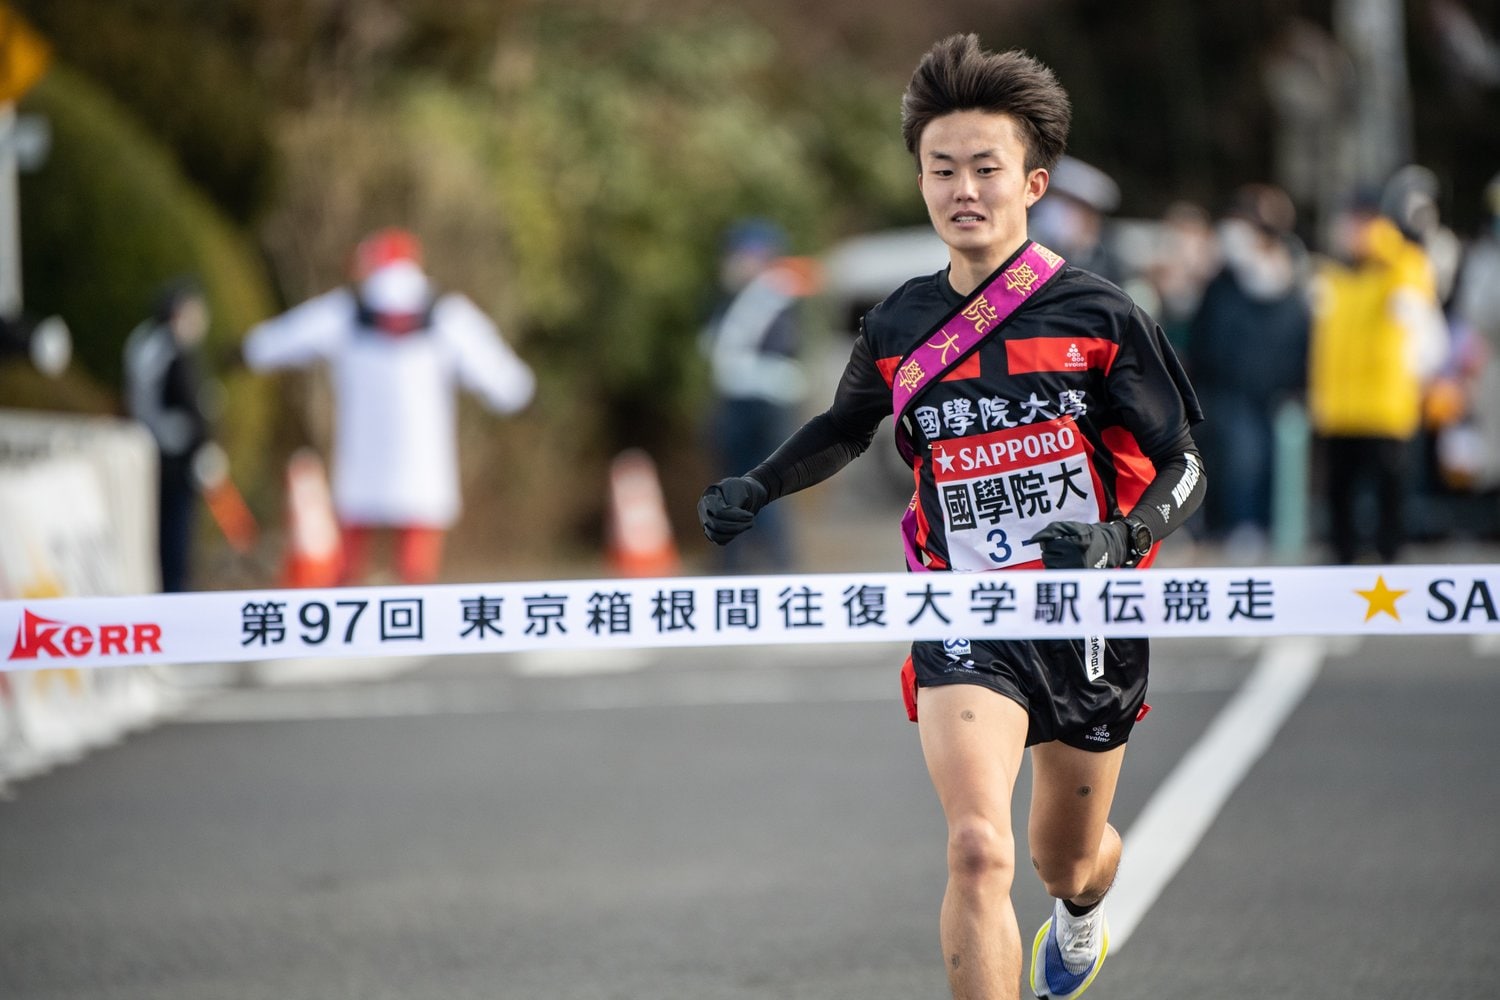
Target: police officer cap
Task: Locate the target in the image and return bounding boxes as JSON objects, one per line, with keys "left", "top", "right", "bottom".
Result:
{"left": 1046, "top": 157, "right": 1121, "bottom": 214}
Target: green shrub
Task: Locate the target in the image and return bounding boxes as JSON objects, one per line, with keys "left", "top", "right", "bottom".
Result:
{"left": 17, "top": 66, "right": 278, "bottom": 495}
{"left": 14, "top": 0, "right": 275, "bottom": 222}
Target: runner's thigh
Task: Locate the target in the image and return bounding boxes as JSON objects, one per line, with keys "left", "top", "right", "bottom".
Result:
{"left": 1028, "top": 740, "right": 1126, "bottom": 863}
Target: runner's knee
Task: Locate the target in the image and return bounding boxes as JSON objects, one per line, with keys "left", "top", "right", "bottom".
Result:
{"left": 1034, "top": 826, "right": 1118, "bottom": 901}
{"left": 1034, "top": 855, "right": 1095, "bottom": 901}
{"left": 947, "top": 816, "right": 1015, "bottom": 888}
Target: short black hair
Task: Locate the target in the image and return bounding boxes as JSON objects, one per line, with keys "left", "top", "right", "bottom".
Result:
{"left": 152, "top": 276, "right": 204, "bottom": 325}
{"left": 901, "top": 34, "right": 1071, "bottom": 173}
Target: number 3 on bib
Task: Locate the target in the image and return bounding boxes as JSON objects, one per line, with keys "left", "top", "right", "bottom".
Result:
{"left": 987, "top": 528, "right": 1012, "bottom": 564}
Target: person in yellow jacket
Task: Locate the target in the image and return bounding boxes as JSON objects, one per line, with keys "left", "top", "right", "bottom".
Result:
{"left": 1309, "top": 197, "right": 1447, "bottom": 563}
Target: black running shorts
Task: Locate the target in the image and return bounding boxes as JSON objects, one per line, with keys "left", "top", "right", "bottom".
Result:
{"left": 903, "top": 636, "right": 1149, "bottom": 751}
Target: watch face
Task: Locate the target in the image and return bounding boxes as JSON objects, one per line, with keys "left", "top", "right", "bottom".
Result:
{"left": 1130, "top": 521, "right": 1152, "bottom": 554}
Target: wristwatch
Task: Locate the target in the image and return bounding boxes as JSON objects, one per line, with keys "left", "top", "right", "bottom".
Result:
{"left": 1122, "top": 514, "right": 1154, "bottom": 564}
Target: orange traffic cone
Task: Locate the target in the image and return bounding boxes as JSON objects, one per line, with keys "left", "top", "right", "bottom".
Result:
{"left": 281, "top": 448, "right": 343, "bottom": 588}
{"left": 606, "top": 448, "right": 680, "bottom": 578}
{"left": 193, "top": 443, "right": 259, "bottom": 556}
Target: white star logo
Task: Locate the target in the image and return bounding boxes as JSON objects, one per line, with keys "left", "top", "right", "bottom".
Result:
{"left": 935, "top": 448, "right": 956, "bottom": 473}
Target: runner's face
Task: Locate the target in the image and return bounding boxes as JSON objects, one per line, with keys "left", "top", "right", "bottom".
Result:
{"left": 917, "top": 111, "right": 1048, "bottom": 265}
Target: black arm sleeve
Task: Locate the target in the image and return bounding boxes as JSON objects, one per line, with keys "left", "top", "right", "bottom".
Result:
{"left": 1126, "top": 431, "right": 1207, "bottom": 544}
{"left": 1105, "top": 301, "right": 1206, "bottom": 543}
{"left": 746, "top": 333, "right": 889, "bottom": 502}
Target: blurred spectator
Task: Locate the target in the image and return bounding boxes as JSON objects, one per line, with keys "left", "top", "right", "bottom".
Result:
{"left": 123, "top": 279, "right": 214, "bottom": 592}
{"left": 1188, "top": 185, "right": 1309, "bottom": 557}
{"left": 1382, "top": 165, "right": 1463, "bottom": 306}
{"left": 700, "top": 219, "right": 810, "bottom": 572}
{"left": 1028, "top": 155, "right": 1125, "bottom": 283}
{"left": 243, "top": 229, "right": 535, "bottom": 585}
{"left": 1308, "top": 193, "right": 1447, "bottom": 563}
{"left": 1444, "top": 171, "right": 1500, "bottom": 490}
{"left": 1146, "top": 200, "right": 1221, "bottom": 355}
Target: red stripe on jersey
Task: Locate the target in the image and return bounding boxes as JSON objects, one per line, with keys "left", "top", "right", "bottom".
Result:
{"left": 910, "top": 459, "right": 949, "bottom": 570}
{"left": 878, "top": 351, "right": 981, "bottom": 388}
{"left": 1102, "top": 425, "right": 1157, "bottom": 514}
{"left": 1006, "top": 337, "right": 1118, "bottom": 375}
{"left": 941, "top": 353, "right": 982, "bottom": 382}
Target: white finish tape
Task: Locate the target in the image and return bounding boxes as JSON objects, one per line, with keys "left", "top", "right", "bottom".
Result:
{"left": 3, "top": 565, "right": 1498, "bottom": 672}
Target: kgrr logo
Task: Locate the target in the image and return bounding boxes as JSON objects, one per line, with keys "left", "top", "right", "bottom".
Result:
{"left": 8, "top": 609, "right": 163, "bottom": 661}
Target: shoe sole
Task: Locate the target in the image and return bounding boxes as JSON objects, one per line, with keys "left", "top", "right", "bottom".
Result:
{"left": 1028, "top": 915, "right": 1110, "bottom": 1000}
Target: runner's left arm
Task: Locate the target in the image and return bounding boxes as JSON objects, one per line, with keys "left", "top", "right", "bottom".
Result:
{"left": 1027, "top": 432, "right": 1205, "bottom": 568}
{"left": 1120, "top": 433, "right": 1206, "bottom": 544}
{"left": 1029, "top": 308, "right": 1208, "bottom": 568}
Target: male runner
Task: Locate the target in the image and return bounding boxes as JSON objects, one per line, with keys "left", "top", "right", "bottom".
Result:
{"left": 698, "top": 35, "right": 1205, "bottom": 1000}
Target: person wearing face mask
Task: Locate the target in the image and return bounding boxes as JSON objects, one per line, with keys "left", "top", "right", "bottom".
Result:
{"left": 243, "top": 229, "right": 535, "bottom": 585}
{"left": 1308, "top": 189, "right": 1447, "bottom": 564}
{"left": 1186, "top": 184, "right": 1310, "bottom": 557}
{"left": 699, "top": 219, "right": 812, "bottom": 573}
{"left": 1382, "top": 165, "right": 1462, "bottom": 308}
{"left": 1027, "top": 156, "right": 1124, "bottom": 286}
{"left": 1445, "top": 172, "right": 1500, "bottom": 491}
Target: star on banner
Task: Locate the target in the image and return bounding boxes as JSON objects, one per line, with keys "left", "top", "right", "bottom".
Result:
{"left": 1355, "top": 575, "right": 1408, "bottom": 622}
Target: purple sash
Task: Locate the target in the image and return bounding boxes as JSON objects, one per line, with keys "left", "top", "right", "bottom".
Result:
{"left": 893, "top": 241, "right": 1066, "bottom": 571}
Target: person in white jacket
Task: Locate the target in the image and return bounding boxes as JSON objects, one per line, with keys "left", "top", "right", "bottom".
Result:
{"left": 700, "top": 219, "right": 810, "bottom": 572}
{"left": 243, "top": 229, "right": 535, "bottom": 584}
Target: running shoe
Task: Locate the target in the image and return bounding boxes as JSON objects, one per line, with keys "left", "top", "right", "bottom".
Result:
{"left": 1029, "top": 897, "right": 1109, "bottom": 999}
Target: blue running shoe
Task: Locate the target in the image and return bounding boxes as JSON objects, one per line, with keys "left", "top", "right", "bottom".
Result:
{"left": 1029, "top": 898, "right": 1109, "bottom": 999}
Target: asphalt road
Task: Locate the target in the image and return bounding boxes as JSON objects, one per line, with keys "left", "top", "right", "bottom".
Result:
{"left": 1, "top": 634, "right": 1497, "bottom": 999}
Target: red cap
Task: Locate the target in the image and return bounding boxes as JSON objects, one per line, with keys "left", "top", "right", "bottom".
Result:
{"left": 352, "top": 228, "right": 423, "bottom": 280}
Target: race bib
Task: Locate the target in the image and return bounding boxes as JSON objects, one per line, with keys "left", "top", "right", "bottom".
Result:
{"left": 929, "top": 415, "right": 1104, "bottom": 572}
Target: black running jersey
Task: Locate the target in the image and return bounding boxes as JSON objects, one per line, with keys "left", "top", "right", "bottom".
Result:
{"left": 833, "top": 253, "right": 1201, "bottom": 572}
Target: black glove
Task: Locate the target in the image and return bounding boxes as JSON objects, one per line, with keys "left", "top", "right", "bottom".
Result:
{"left": 1025, "top": 520, "right": 1129, "bottom": 569}
{"left": 697, "top": 476, "right": 769, "bottom": 545}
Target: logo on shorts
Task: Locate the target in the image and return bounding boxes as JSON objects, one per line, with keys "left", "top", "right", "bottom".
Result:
{"left": 943, "top": 637, "right": 976, "bottom": 669}
{"left": 1086, "top": 725, "right": 1111, "bottom": 743}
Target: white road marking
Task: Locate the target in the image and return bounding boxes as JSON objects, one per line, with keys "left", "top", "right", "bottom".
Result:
{"left": 1108, "top": 636, "right": 1326, "bottom": 952}
{"left": 1471, "top": 632, "right": 1500, "bottom": 657}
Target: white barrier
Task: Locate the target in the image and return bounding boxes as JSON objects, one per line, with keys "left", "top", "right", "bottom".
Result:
{"left": 0, "top": 409, "right": 175, "bottom": 784}
{"left": 3, "top": 563, "right": 1499, "bottom": 674}
{"left": 0, "top": 408, "right": 158, "bottom": 593}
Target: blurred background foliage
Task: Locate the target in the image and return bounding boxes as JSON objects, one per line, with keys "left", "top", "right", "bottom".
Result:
{"left": 9, "top": 0, "right": 1500, "bottom": 575}
{"left": 16, "top": 65, "right": 281, "bottom": 503}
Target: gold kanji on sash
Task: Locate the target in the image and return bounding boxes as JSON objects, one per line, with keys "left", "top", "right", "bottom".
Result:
{"left": 896, "top": 358, "right": 925, "bottom": 391}
{"left": 927, "top": 329, "right": 963, "bottom": 362}
{"left": 1033, "top": 245, "right": 1063, "bottom": 269}
{"left": 1003, "top": 261, "right": 1041, "bottom": 294}
{"left": 959, "top": 299, "right": 999, "bottom": 335}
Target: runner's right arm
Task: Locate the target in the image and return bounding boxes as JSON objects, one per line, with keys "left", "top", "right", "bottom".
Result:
{"left": 699, "top": 332, "right": 890, "bottom": 544}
